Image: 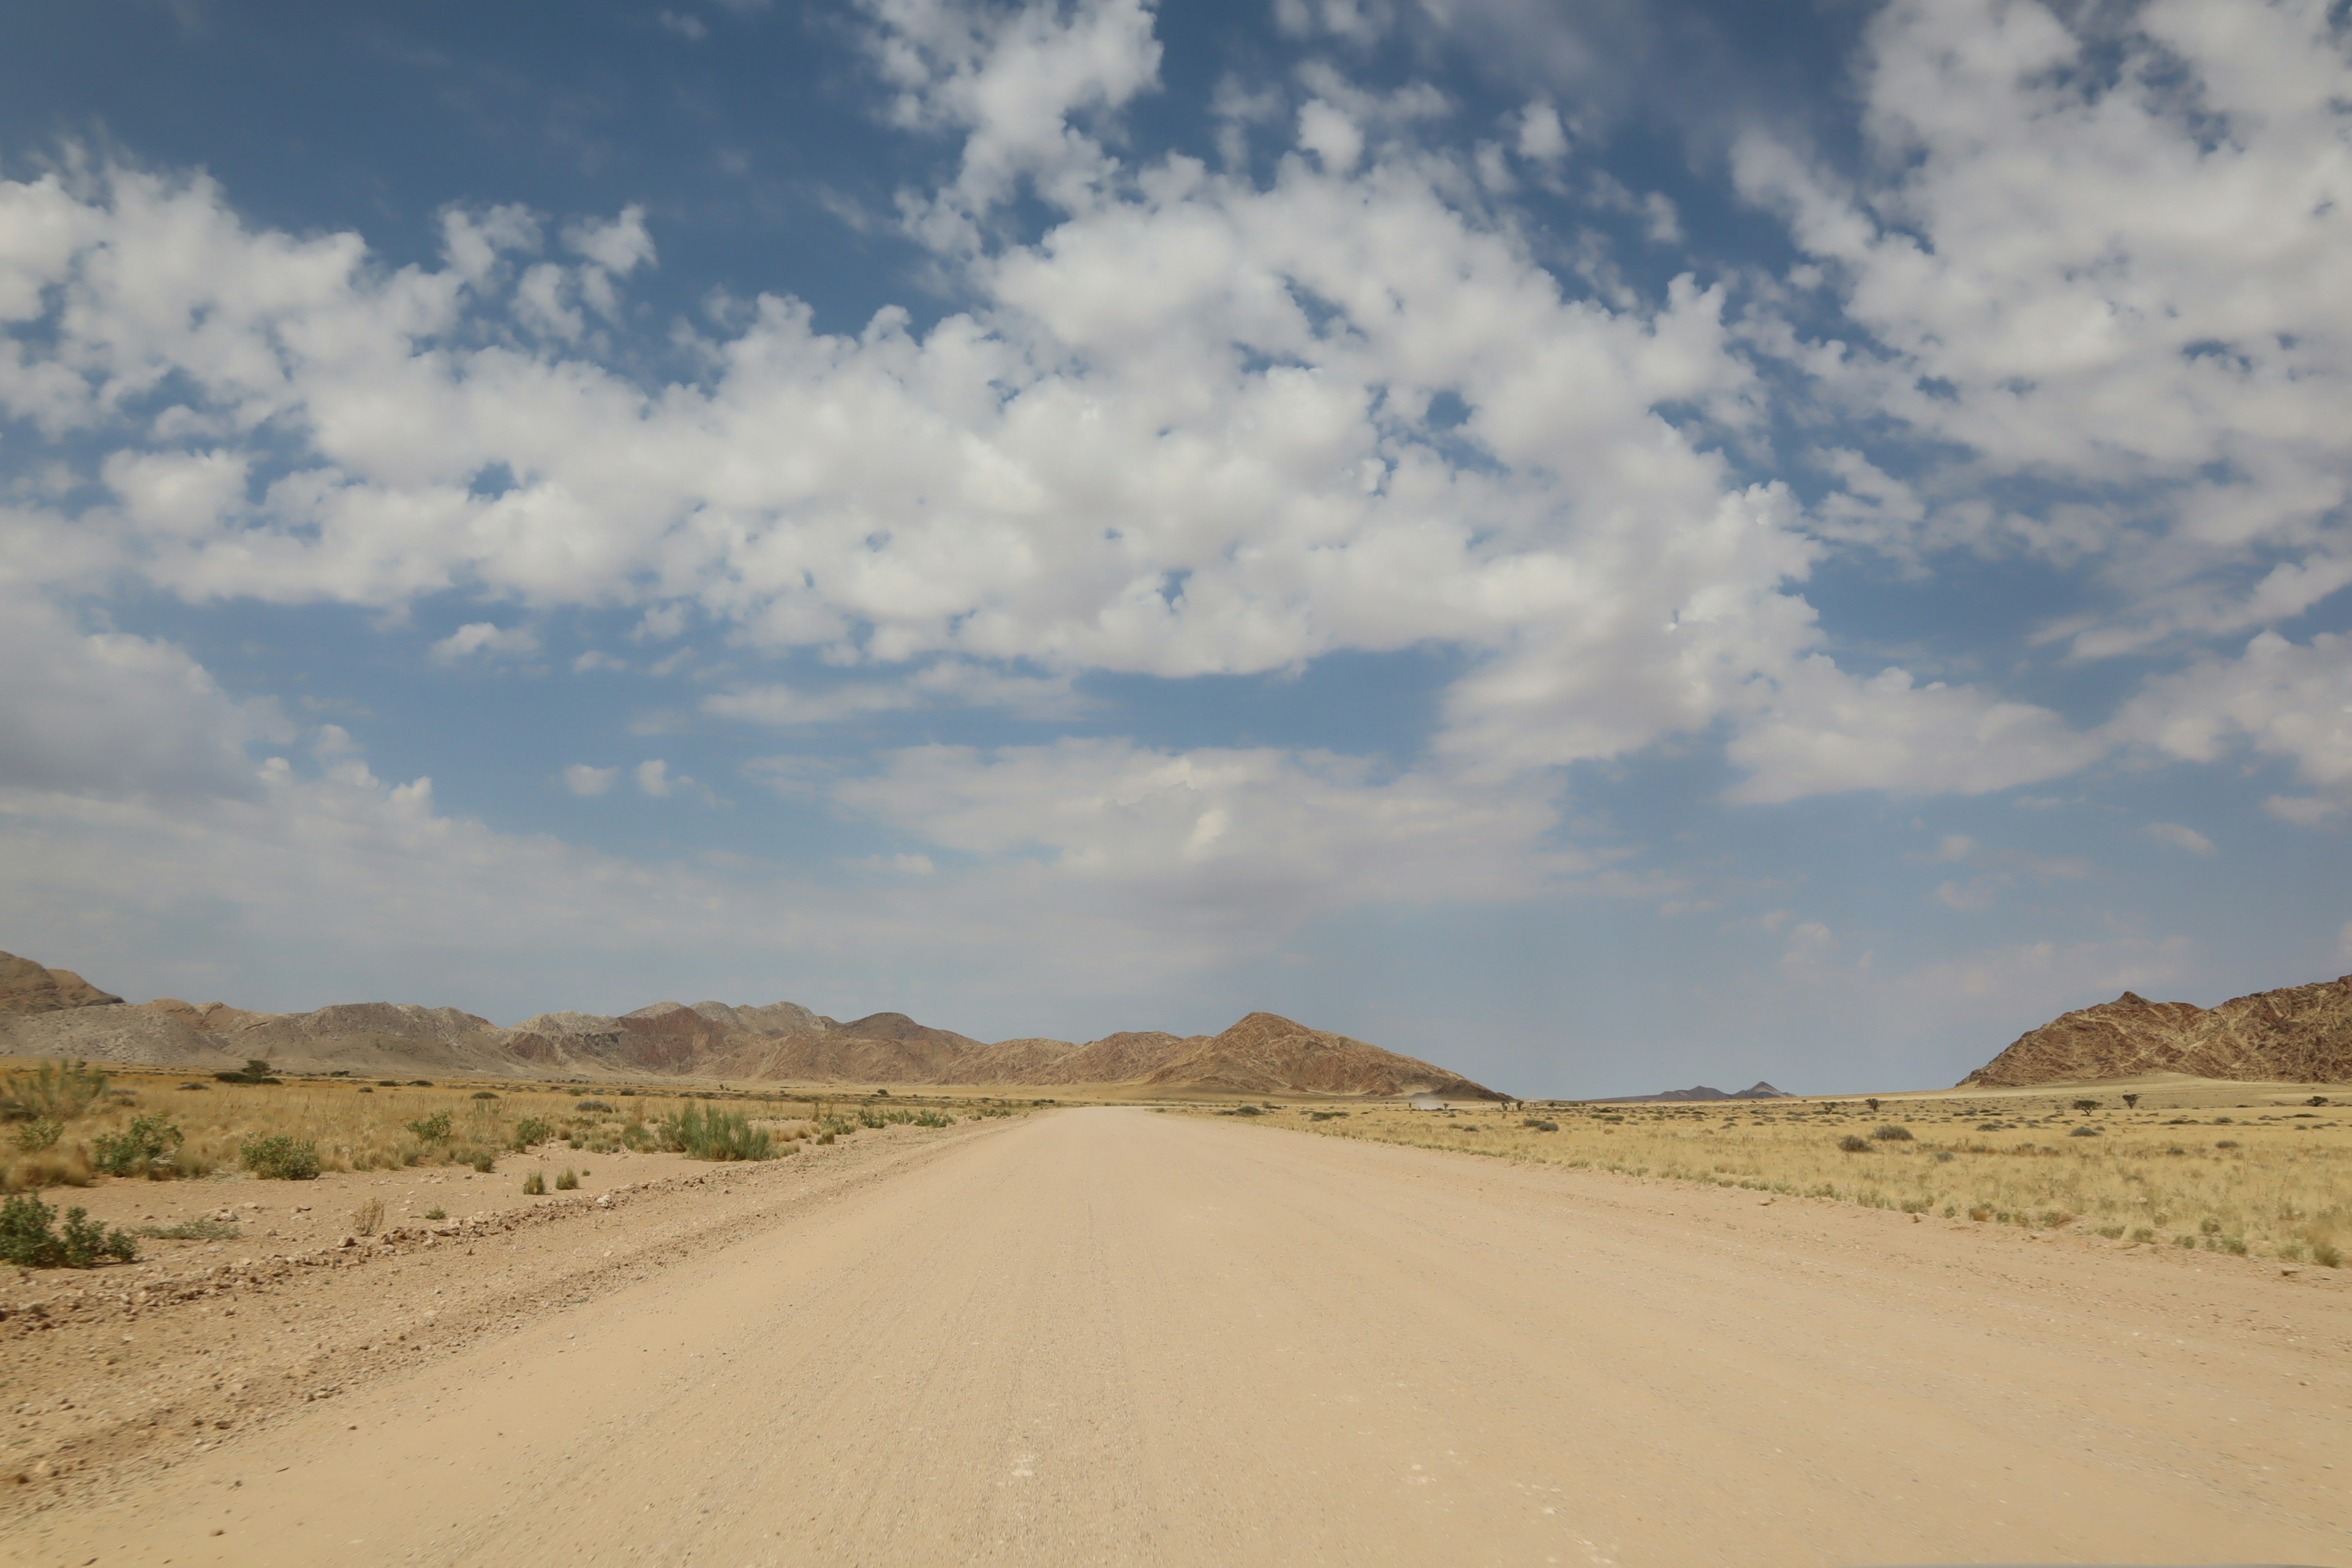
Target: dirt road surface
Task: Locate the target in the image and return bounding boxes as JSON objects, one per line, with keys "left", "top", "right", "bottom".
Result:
{"left": 18, "top": 1107, "right": 2350, "bottom": 1566}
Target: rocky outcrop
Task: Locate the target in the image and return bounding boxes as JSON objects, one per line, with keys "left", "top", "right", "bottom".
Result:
{"left": 1964, "top": 975, "right": 2352, "bottom": 1087}
{"left": 0, "top": 951, "right": 123, "bottom": 1014}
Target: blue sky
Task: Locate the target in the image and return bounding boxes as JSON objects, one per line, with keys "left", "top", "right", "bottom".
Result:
{"left": 2, "top": 0, "right": 2348, "bottom": 1097}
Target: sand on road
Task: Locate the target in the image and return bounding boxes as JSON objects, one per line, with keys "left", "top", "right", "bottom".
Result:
{"left": 20, "top": 1106, "right": 2351, "bottom": 1567}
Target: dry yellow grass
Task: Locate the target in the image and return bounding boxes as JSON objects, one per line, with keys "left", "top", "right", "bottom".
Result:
{"left": 1232, "top": 1081, "right": 2351, "bottom": 1266}
{"left": 0, "top": 1059, "right": 1008, "bottom": 1191}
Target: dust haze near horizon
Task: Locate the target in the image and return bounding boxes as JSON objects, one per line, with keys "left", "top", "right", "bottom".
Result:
{"left": 3, "top": 1, "right": 2351, "bottom": 1099}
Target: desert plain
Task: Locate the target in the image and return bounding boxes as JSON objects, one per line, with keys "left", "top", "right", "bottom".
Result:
{"left": 4, "top": 1060, "right": 2348, "bottom": 1567}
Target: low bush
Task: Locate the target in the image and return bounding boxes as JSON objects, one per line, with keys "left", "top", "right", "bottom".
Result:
{"left": 555, "top": 1167, "right": 579, "bottom": 1190}
{"left": 658, "top": 1104, "right": 775, "bottom": 1161}
{"left": 1870, "top": 1125, "right": 1914, "bottom": 1142}
{"left": 913, "top": 1110, "right": 954, "bottom": 1128}
{"left": 91, "top": 1114, "right": 184, "bottom": 1177}
{"left": 2069, "top": 1125, "right": 2102, "bottom": 1137}
{"left": 0, "top": 1193, "right": 137, "bottom": 1267}
{"left": 1, "top": 1060, "right": 111, "bottom": 1123}
{"left": 350, "top": 1196, "right": 385, "bottom": 1235}
{"left": 510, "top": 1117, "right": 552, "bottom": 1150}
{"left": 424, "top": 1206, "right": 447, "bottom": 1220}
{"left": 1523, "top": 1118, "right": 1560, "bottom": 1132}
{"left": 470, "top": 1090, "right": 499, "bottom": 1101}
{"left": 405, "top": 1112, "right": 454, "bottom": 1144}
{"left": 239, "top": 1133, "right": 321, "bottom": 1180}
{"left": 10, "top": 1117, "right": 63, "bottom": 1153}
{"left": 1837, "top": 1134, "right": 1872, "bottom": 1153}
{"left": 522, "top": 1170, "right": 546, "bottom": 1195}
{"left": 575, "top": 1100, "right": 614, "bottom": 1114}
{"left": 213, "top": 1059, "right": 281, "bottom": 1085}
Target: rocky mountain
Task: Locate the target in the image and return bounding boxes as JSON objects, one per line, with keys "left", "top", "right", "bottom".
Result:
{"left": 1591, "top": 1081, "right": 1790, "bottom": 1104}
{"left": 0, "top": 949, "right": 1500, "bottom": 1097}
{"left": 0, "top": 951, "right": 123, "bottom": 1014}
{"left": 1139, "top": 1012, "right": 1501, "bottom": 1099}
{"left": 1964, "top": 974, "right": 2352, "bottom": 1087}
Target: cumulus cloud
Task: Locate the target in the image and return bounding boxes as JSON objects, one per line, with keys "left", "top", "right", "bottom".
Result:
{"left": 430, "top": 623, "right": 541, "bottom": 663}
{"left": 19, "top": 0, "right": 2321, "bottom": 1024}
{"left": 0, "top": 591, "right": 284, "bottom": 799}
{"left": 2144, "top": 822, "right": 2217, "bottom": 856}
{"left": 1740, "top": 0, "right": 2352, "bottom": 662}
{"left": 2113, "top": 631, "right": 2352, "bottom": 821}
{"left": 562, "top": 764, "right": 619, "bottom": 797}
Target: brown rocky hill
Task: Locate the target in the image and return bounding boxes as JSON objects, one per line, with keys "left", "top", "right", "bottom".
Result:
{"left": 0, "top": 951, "right": 123, "bottom": 1014}
{"left": 1964, "top": 974, "right": 2352, "bottom": 1087}
{"left": 0, "top": 948, "right": 1499, "bottom": 1096}
{"left": 1141, "top": 1012, "right": 1502, "bottom": 1099}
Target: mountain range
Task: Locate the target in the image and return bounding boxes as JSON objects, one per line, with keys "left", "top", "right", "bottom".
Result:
{"left": 0, "top": 950, "right": 1501, "bottom": 1099}
{"left": 1585, "top": 1082, "right": 1788, "bottom": 1104}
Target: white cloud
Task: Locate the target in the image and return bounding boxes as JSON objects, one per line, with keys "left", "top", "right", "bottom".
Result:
{"left": 1515, "top": 102, "right": 1567, "bottom": 163}
{"left": 430, "top": 622, "right": 541, "bottom": 663}
{"left": 816, "top": 739, "right": 1583, "bottom": 930}
{"left": 1724, "top": 661, "right": 2102, "bottom": 805}
{"left": 0, "top": 590, "right": 285, "bottom": 800}
{"left": 1737, "top": 0, "right": 2352, "bottom": 660}
{"left": 562, "top": 764, "right": 619, "bottom": 797}
{"left": 635, "top": 759, "right": 681, "bottom": 797}
{"left": 862, "top": 0, "right": 1162, "bottom": 226}
{"left": 563, "top": 205, "right": 656, "bottom": 276}
{"left": 2143, "top": 821, "right": 2216, "bottom": 856}
{"left": 2113, "top": 630, "right": 2352, "bottom": 820}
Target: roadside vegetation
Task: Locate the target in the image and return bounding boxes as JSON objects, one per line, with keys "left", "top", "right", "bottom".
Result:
{"left": 1, "top": 1057, "right": 1005, "bottom": 1193}
{"left": 1267, "top": 1090, "right": 2350, "bottom": 1267}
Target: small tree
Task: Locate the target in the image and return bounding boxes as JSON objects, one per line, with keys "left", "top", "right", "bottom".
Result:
{"left": 2122, "top": 1093, "right": 2139, "bottom": 1109}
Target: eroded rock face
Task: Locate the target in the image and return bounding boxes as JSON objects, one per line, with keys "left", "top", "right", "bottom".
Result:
{"left": 1964, "top": 975, "right": 2352, "bottom": 1086}
{"left": 0, "top": 951, "right": 123, "bottom": 1014}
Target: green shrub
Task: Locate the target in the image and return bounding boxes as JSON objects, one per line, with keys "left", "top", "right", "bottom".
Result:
{"left": 214, "top": 1058, "right": 280, "bottom": 1085}
{"left": 555, "top": 1167, "right": 579, "bottom": 1191}
{"left": 575, "top": 1100, "right": 613, "bottom": 1114}
{"left": 510, "top": 1117, "right": 552, "bottom": 1149}
{"left": 522, "top": 1170, "right": 546, "bottom": 1195}
{"left": 2315, "top": 1240, "right": 2343, "bottom": 1268}
{"left": 1522, "top": 1118, "right": 1559, "bottom": 1132}
{"left": 913, "top": 1110, "right": 954, "bottom": 1128}
{"left": 1, "top": 1060, "right": 110, "bottom": 1122}
{"left": 239, "top": 1134, "right": 321, "bottom": 1180}
{"left": 1, "top": 1193, "right": 137, "bottom": 1267}
{"left": 10, "top": 1117, "right": 63, "bottom": 1153}
{"left": 91, "top": 1114, "right": 184, "bottom": 1177}
{"left": 1838, "top": 1134, "right": 1872, "bottom": 1153}
{"left": 620, "top": 1122, "right": 655, "bottom": 1152}
{"left": 1870, "top": 1124, "right": 1913, "bottom": 1142}
{"left": 405, "top": 1112, "right": 453, "bottom": 1143}
{"left": 657, "top": 1104, "right": 775, "bottom": 1161}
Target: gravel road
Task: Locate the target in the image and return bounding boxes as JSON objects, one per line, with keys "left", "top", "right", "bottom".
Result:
{"left": 20, "top": 1106, "right": 2350, "bottom": 1566}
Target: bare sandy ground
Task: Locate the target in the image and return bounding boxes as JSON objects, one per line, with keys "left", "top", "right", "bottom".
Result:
{"left": 11, "top": 1106, "right": 2350, "bottom": 1567}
